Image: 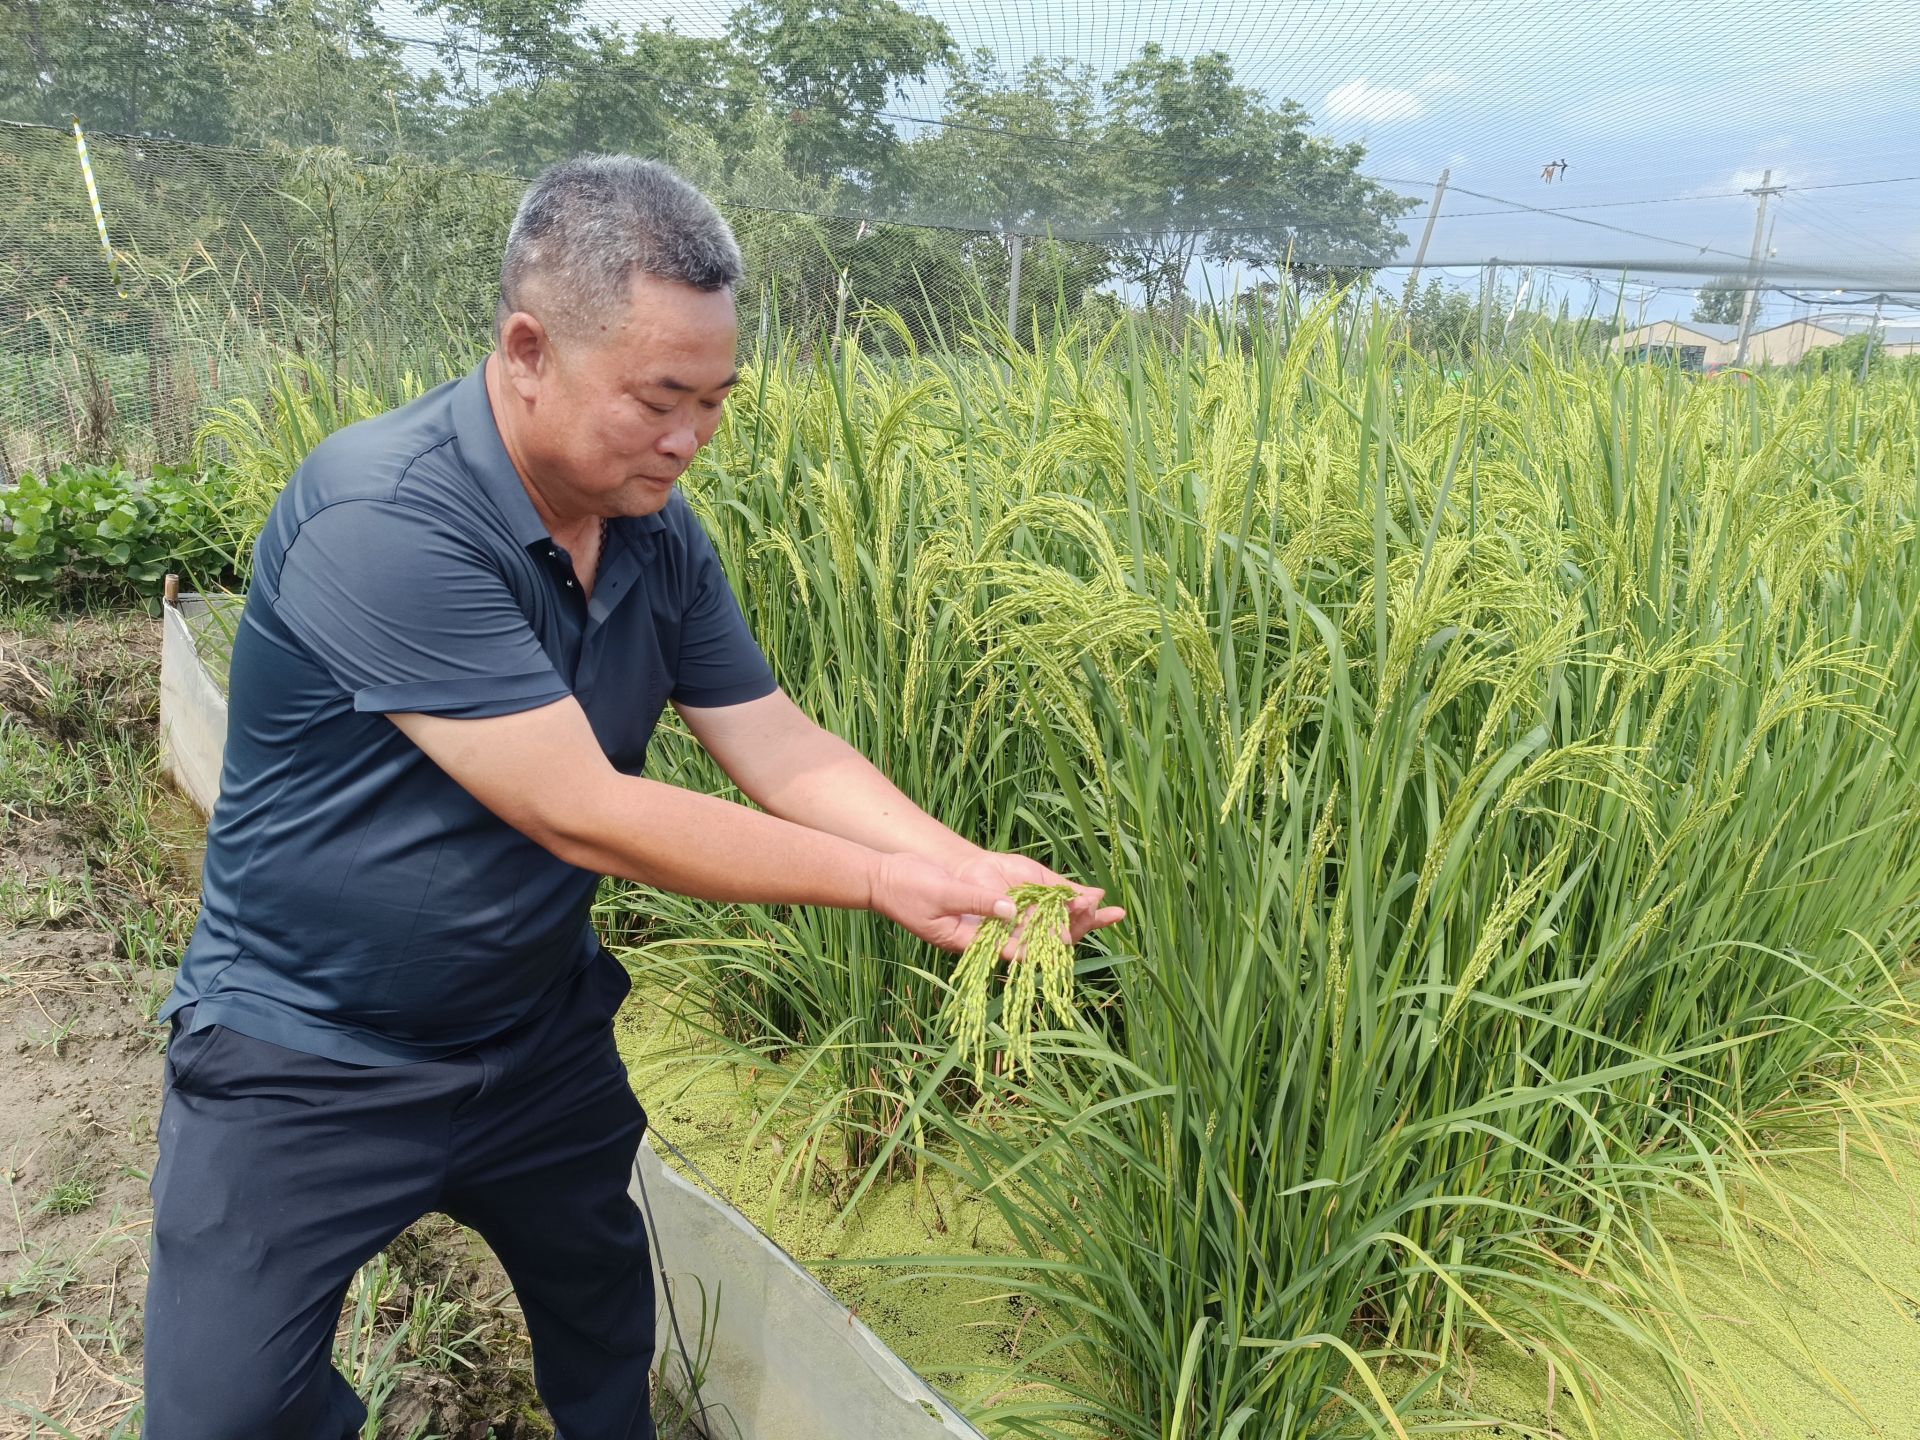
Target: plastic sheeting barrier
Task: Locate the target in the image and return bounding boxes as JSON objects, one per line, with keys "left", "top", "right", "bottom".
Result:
{"left": 632, "top": 1139, "right": 988, "bottom": 1439}
{"left": 159, "top": 592, "right": 231, "bottom": 815}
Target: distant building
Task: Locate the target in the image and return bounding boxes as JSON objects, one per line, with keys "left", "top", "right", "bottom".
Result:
{"left": 1611, "top": 313, "right": 1920, "bottom": 368}
{"left": 1609, "top": 320, "right": 1739, "bottom": 369}
{"left": 1797, "top": 313, "right": 1920, "bottom": 360}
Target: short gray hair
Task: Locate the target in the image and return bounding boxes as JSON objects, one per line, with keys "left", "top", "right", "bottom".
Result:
{"left": 497, "top": 156, "right": 743, "bottom": 341}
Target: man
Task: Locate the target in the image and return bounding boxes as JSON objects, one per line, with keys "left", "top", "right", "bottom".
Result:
{"left": 143, "top": 155, "right": 1122, "bottom": 1438}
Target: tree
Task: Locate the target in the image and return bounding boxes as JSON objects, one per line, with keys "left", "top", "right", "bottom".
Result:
{"left": 418, "top": 0, "right": 767, "bottom": 173}
{"left": 1097, "top": 45, "right": 1412, "bottom": 311}
{"left": 1693, "top": 277, "right": 1747, "bottom": 326}
{"left": 728, "top": 0, "right": 954, "bottom": 191}
{"left": 906, "top": 52, "right": 1105, "bottom": 232}
{"left": 1404, "top": 279, "right": 1478, "bottom": 365}
{"left": 222, "top": 1, "right": 431, "bottom": 155}
{"left": 0, "top": 0, "right": 427, "bottom": 154}
{"left": 901, "top": 53, "right": 1114, "bottom": 335}
{"left": 0, "top": 0, "right": 242, "bottom": 142}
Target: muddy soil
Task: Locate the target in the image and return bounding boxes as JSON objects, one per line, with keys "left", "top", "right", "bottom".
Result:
{"left": 0, "top": 611, "right": 572, "bottom": 1439}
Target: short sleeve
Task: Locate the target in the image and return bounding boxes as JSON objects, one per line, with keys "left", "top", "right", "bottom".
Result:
{"left": 670, "top": 517, "right": 778, "bottom": 707}
{"left": 270, "top": 500, "right": 571, "bottom": 719}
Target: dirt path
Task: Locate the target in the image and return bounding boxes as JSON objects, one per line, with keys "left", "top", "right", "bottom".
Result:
{"left": 0, "top": 819, "right": 155, "bottom": 1436}
{"left": 0, "top": 609, "right": 554, "bottom": 1439}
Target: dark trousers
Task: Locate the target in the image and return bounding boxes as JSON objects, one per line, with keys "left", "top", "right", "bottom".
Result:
{"left": 142, "top": 952, "right": 656, "bottom": 1440}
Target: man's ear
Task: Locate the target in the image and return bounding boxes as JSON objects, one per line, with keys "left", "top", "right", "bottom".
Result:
{"left": 498, "top": 309, "right": 554, "bottom": 398}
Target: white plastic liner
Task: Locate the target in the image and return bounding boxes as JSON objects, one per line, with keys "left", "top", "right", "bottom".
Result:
{"left": 159, "top": 591, "right": 232, "bottom": 815}
{"left": 631, "top": 1140, "right": 988, "bottom": 1439}
{"left": 157, "top": 589, "right": 992, "bottom": 1440}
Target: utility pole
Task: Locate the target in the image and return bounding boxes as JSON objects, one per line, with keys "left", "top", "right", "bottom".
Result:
{"left": 1502, "top": 266, "right": 1536, "bottom": 347}
{"left": 1859, "top": 292, "right": 1885, "bottom": 384}
{"left": 1477, "top": 259, "right": 1497, "bottom": 357}
{"left": 1400, "top": 168, "right": 1451, "bottom": 312}
{"left": 1732, "top": 169, "right": 1782, "bottom": 367}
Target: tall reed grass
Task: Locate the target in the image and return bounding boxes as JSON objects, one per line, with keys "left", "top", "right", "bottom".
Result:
{"left": 626, "top": 299, "right": 1920, "bottom": 1436}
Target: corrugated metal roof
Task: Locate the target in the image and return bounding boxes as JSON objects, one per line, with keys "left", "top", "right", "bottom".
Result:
{"left": 1617, "top": 321, "right": 1739, "bottom": 342}
{"left": 1796, "top": 313, "right": 1920, "bottom": 341}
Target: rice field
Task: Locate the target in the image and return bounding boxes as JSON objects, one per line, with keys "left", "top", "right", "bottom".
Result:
{"left": 606, "top": 298, "right": 1920, "bottom": 1437}
{"left": 172, "top": 293, "right": 1920, "bottom": 1436}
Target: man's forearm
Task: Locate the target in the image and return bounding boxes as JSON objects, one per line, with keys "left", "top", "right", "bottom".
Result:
{"left": 556, "top": 775, "right": 883, "bottom": 909}
{"left": 747, "top": 723, "right": 985, "bottom": 872}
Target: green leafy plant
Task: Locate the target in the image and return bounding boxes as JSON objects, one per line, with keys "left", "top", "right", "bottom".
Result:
{"left": 0, "top": 463, "right": 242, "bottom": 606}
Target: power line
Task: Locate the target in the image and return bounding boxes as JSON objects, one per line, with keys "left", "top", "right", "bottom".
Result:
{"left": 1414, "top": 182, "right": 1753, "bottom": 263}
{"left": 1783, "top": 192, "right": 1920, "bottom": 266}
{"left": 1785, "top": 174, "right": 1920, "bottom": 194}
{"left": 1405, "top": 190, "right": 1751, "bottom": 221}
{"left": 1402, "top": 173, "right": 1920, "bottom": 224}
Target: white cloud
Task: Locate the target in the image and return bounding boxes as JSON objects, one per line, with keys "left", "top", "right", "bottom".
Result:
{"left": 1324, "top": 78, "right": 1424, "bottom": 124}
{"left": 1674, "top": 162, "right": 1804, "bottom": 199}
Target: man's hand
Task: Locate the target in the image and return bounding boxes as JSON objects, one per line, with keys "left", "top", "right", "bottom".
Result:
{"left": 952, "top": 851, "right": 1126, "bottom": 961}
{"left": 868, "top": 852, "right": 1022, "bottom": 953}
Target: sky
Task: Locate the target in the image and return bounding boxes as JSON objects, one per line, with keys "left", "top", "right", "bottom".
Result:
{"left": 378, "top": 0, "right": 1920, "bottom": 329}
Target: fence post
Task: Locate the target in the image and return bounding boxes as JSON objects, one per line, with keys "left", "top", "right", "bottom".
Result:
{"left": 1006, "top": 232, "right": 1024, "bottom": 343}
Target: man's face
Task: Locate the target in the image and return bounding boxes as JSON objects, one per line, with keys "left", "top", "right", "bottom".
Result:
{"left": 507, "top": 270, "right": 740, "bottom": 521}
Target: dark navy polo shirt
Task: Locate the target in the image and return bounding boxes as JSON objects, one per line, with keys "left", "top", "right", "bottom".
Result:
{"left": 159, "top": 362, "right": 778, "bottom": 1064}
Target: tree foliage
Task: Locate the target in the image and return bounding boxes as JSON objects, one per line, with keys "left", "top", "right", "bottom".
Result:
{"left": 1403, "top": 279, "right": 1479, "bottom": 365}
{"left": 1098, "top": 45, "right": 1411, "bottom": 306}
{"left": 906, "top": 52, "right": 1106, "bottom": 232}
{"left": 2, "top": 0, "right": 426, "bottom": 153}
{"left": 2, "top": 0, "right": 1415, "bottom": 375}
{"left": 1692, "top": 276, "right": 1748, "bottom": 326}
{"left": 730, "top": 0, "right": 954, "bottom": 189}
{"left": 902, "top": 46, "right": 1410, "bottom": 305}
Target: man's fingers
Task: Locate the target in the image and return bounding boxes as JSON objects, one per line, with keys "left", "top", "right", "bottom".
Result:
{"left": 977, "top": 891, "right": 1018, "bottom": 922}
{"left": 1068, "top": 904, "right": 1127, "bottom": 941}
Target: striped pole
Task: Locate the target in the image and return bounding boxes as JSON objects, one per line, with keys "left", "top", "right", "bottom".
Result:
{"left": 71, "top": 117, "right": 126, "bottom": 299}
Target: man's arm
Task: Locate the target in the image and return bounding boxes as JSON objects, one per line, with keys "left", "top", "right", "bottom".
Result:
{"left": 389, "top": 697, "right": 1017, "bottom": 952}
{"left": 675, "top": 689, "right": 1128, "bottom": 956}
{"left": 674, "top": 689, "right": 984, "bottom": 873}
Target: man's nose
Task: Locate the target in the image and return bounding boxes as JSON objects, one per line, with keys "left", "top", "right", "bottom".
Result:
{"left": 657, "top": 424, "right": 697, "bottom": 461}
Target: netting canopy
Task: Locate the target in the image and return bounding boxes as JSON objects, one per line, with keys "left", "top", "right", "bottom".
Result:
{"left": 3, "top": 0, "right": 1917, "bottom": 471}
{"left": 9, "top": 0, "right": 1915, "bottom": 277}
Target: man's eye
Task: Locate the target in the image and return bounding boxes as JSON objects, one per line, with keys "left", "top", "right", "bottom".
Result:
{"left": 643, "top": 402, "right": 673, "bottom": 416}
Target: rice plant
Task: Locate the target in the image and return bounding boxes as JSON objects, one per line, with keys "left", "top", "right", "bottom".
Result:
{"left": 626, "top": 298, "right": 1920, "bottom": 1436}
{"left": 941, "top": 881, "right": 1078, "bottom": 1085}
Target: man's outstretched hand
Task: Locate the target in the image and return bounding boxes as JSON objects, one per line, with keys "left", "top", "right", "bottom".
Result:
{"left": 953, "top": 851, "right": 1126, "bottom": 961}
{"left": 867, "top": 850, "right": 1125, "bottom": 958}
{"left": 868, "top": 851, "right": 1023, "bottom": 952}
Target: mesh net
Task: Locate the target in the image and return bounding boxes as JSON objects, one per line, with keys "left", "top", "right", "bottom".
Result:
{"left": 3, "top": 0, "right": 1918, "bottom": 472}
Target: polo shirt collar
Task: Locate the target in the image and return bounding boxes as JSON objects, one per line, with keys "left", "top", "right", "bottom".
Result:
{"left": 451, "top": 360, "right": 668, "bottom": 547}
